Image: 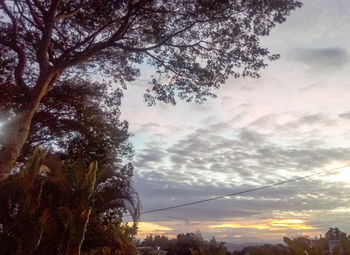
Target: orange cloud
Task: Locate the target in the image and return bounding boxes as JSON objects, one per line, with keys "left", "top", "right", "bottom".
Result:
{"left": 269, "top": 219, "right": 314, "bottom": 230}
{"left": 210, "top": 219, "right": 314, "bottom": 230}
{"left": 210, "top": 223, "right": 269, "bottom": 230}
{"left": 137, "top": 222, "right": 173, "bottom": 233}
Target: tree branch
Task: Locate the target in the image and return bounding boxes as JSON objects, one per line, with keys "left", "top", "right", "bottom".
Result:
{"left": 37, "top": 0, "right": 61, "bottom": 71}
{"left": 0, "top": 0, "right": 18, "bottom": 36}
{"left": 0, "top": 38, "right": 28, "bottom": 90}
{"left": 144, "top": 51, "right": 185, "bottom": 80}
{"left": 25, "top": 0, "right": 44, "bottom": 30}
{"left": 112, "top": 21, "right": 198, "bottom": 52}
{"left": 55, "top": 0, "right": 84, "bottom": 20}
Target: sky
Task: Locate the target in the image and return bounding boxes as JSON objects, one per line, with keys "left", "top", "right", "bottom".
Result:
{"left": 121, "top": 0, "right": 350, "bottom": 244}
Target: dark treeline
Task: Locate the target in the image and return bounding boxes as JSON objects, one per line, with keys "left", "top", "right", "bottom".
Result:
{"left": 137, "top": 228, "right": 350, "bottom": 255}
{"left": 137, "top": 232, "right": 230, "bottom": 255}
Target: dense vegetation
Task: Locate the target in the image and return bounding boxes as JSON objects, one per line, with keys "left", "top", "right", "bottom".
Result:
{"left": 0, "top": 80, "right": 140, "bottom": 255}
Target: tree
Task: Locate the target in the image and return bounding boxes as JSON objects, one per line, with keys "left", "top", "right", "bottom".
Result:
{"left": 326, "top": 228, "right": 348, "bottom": 241}
{"left": 283, "top": 230, "right": 350, "bottom": 255}
{"left": 325, "top": 228, "right": 350, "bottom": 255}
{"left": 0, "top": 0, "right": 302, "bottom": 177}
{"left": 0, "top": 149, "right": 140, "bottom": 255}
{"left": 0, "top": 79, "right": 140, "bottom": 254}
{"left": 6, "top": 76, "right": 132, "bottom": 168}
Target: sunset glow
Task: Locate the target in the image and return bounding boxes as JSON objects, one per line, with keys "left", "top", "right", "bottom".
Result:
{"left": 137, "top": 222, "right": 172, "bottom": 233}
{"left": 209, "top": 219, "right": 314, "bottom": 231}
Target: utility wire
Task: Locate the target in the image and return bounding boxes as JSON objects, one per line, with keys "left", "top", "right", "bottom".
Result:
{"left": 138, "top": 164, "right": 350, "bottom": 215}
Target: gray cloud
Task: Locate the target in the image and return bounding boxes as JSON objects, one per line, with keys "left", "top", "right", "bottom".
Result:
{"left": 135, "top": 171, "right": 350, "bottom": 223}
{"left": 134, "top": 145, "right": 167, "bottom": 168}
{"left": 339, "top": 111, "right": 350, "bottom": 120}
{"left": 133, "top": 121, "right": 350, "bottom": 225}
{"left": 289, "top": 47, "right": 349, "bottom": 71}
{"left": 250, "top": 113, "right": 337, "bottom": 133}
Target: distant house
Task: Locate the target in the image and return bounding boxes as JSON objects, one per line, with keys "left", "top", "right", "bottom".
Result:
{"left": 137, "top": 246, "right": 167, "bottom": 255}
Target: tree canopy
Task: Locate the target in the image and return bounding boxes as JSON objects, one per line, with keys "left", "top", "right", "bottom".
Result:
{"left": 0, "top": 0, "right": 302, "bottom": 175}
{"left": 0, "top": 76, "right": 140, "bottom": 254}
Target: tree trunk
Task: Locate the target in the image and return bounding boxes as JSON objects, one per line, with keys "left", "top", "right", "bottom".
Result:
{"left": 16, "top": 224, "right": 44, "bottom": 255}
{"left": 63, "top": 209, "right": 92, "bottom": 255}
{"left": 0, "top": 70, "right": 58, "bottom": 180}
{"left": 62, "top": 162, "right": 97, "bottom": 255}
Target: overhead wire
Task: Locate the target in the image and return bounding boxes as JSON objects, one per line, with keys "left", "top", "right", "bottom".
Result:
{"left": 135, "top": 164, "right": 350, "bottom": 215}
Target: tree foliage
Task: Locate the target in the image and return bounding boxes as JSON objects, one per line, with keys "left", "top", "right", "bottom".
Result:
{"left": 1, "top": 0, "right": 302, "bottom": 103}
{"left": 0, "top": 0, "right": 302, "bottom": 174}
{"left": 0, "top": 148, "right": 139, "bottom": 255}
{"left": 326, "top": 228, "right": 349, "bottom": 241}
{"left": 0, "top": 78, "right": 140, "bottom": 254}
{"left": 282, "top": 229, "right": 350, "bottom": 255}
{"left": 1, "top": 75, "right": 130, "bottom": 162}
{"left": 234, "top": 243, "right": 291, "bottom": 255}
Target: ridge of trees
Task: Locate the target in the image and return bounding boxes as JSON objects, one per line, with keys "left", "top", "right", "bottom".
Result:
{"left": 137, "top": 232, "right": 229, "bottom": 255}
{"left": 137, "top": 228, "right": 350, "bottom": 255}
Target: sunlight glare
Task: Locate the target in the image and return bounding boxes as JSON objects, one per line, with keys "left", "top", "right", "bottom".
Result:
{"left": 322, "top": 163, "right": 350, "bottom": 183}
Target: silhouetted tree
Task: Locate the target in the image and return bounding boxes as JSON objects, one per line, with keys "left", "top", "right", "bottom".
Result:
{"left": 326, "top": 228, "right": 349, "bottom": 241}
{"left": 0, "top": 80, "right": 140, "bottom": 254}
{"left": 0, "top": 148, "right": 139, "bottom": 255}
{"left": 0, "top": 0, "right": 302, "bottom": 177}
{"left": 325, "top": 228, "right": 350, "bottom": 255}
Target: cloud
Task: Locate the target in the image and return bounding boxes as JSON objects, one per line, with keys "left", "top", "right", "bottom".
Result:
{"left": 288, "top": 47, "right": 349, "bottom": 71}
{"left": 135, "top": 222, "right": 173, "bottom": 239}
{"left": 210, "top": 219, "right": 314, "bottom": 231}
{"left": 339, "top": 111, "right": 350, "bottom": 120}
{"left": 127, "top": 93, "right": 350, "bottom": 241}
{"left": 133, "top": 121, "right": 350, "bottom": 227}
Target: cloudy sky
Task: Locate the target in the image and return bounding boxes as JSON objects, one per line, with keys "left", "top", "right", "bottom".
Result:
{"left": 121, "top": 0, "right": 350, "bottom": 243}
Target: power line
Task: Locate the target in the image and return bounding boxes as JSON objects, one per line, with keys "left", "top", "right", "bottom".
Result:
{"left": 138, "top": 164, "right": 350, "bottom": 215}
